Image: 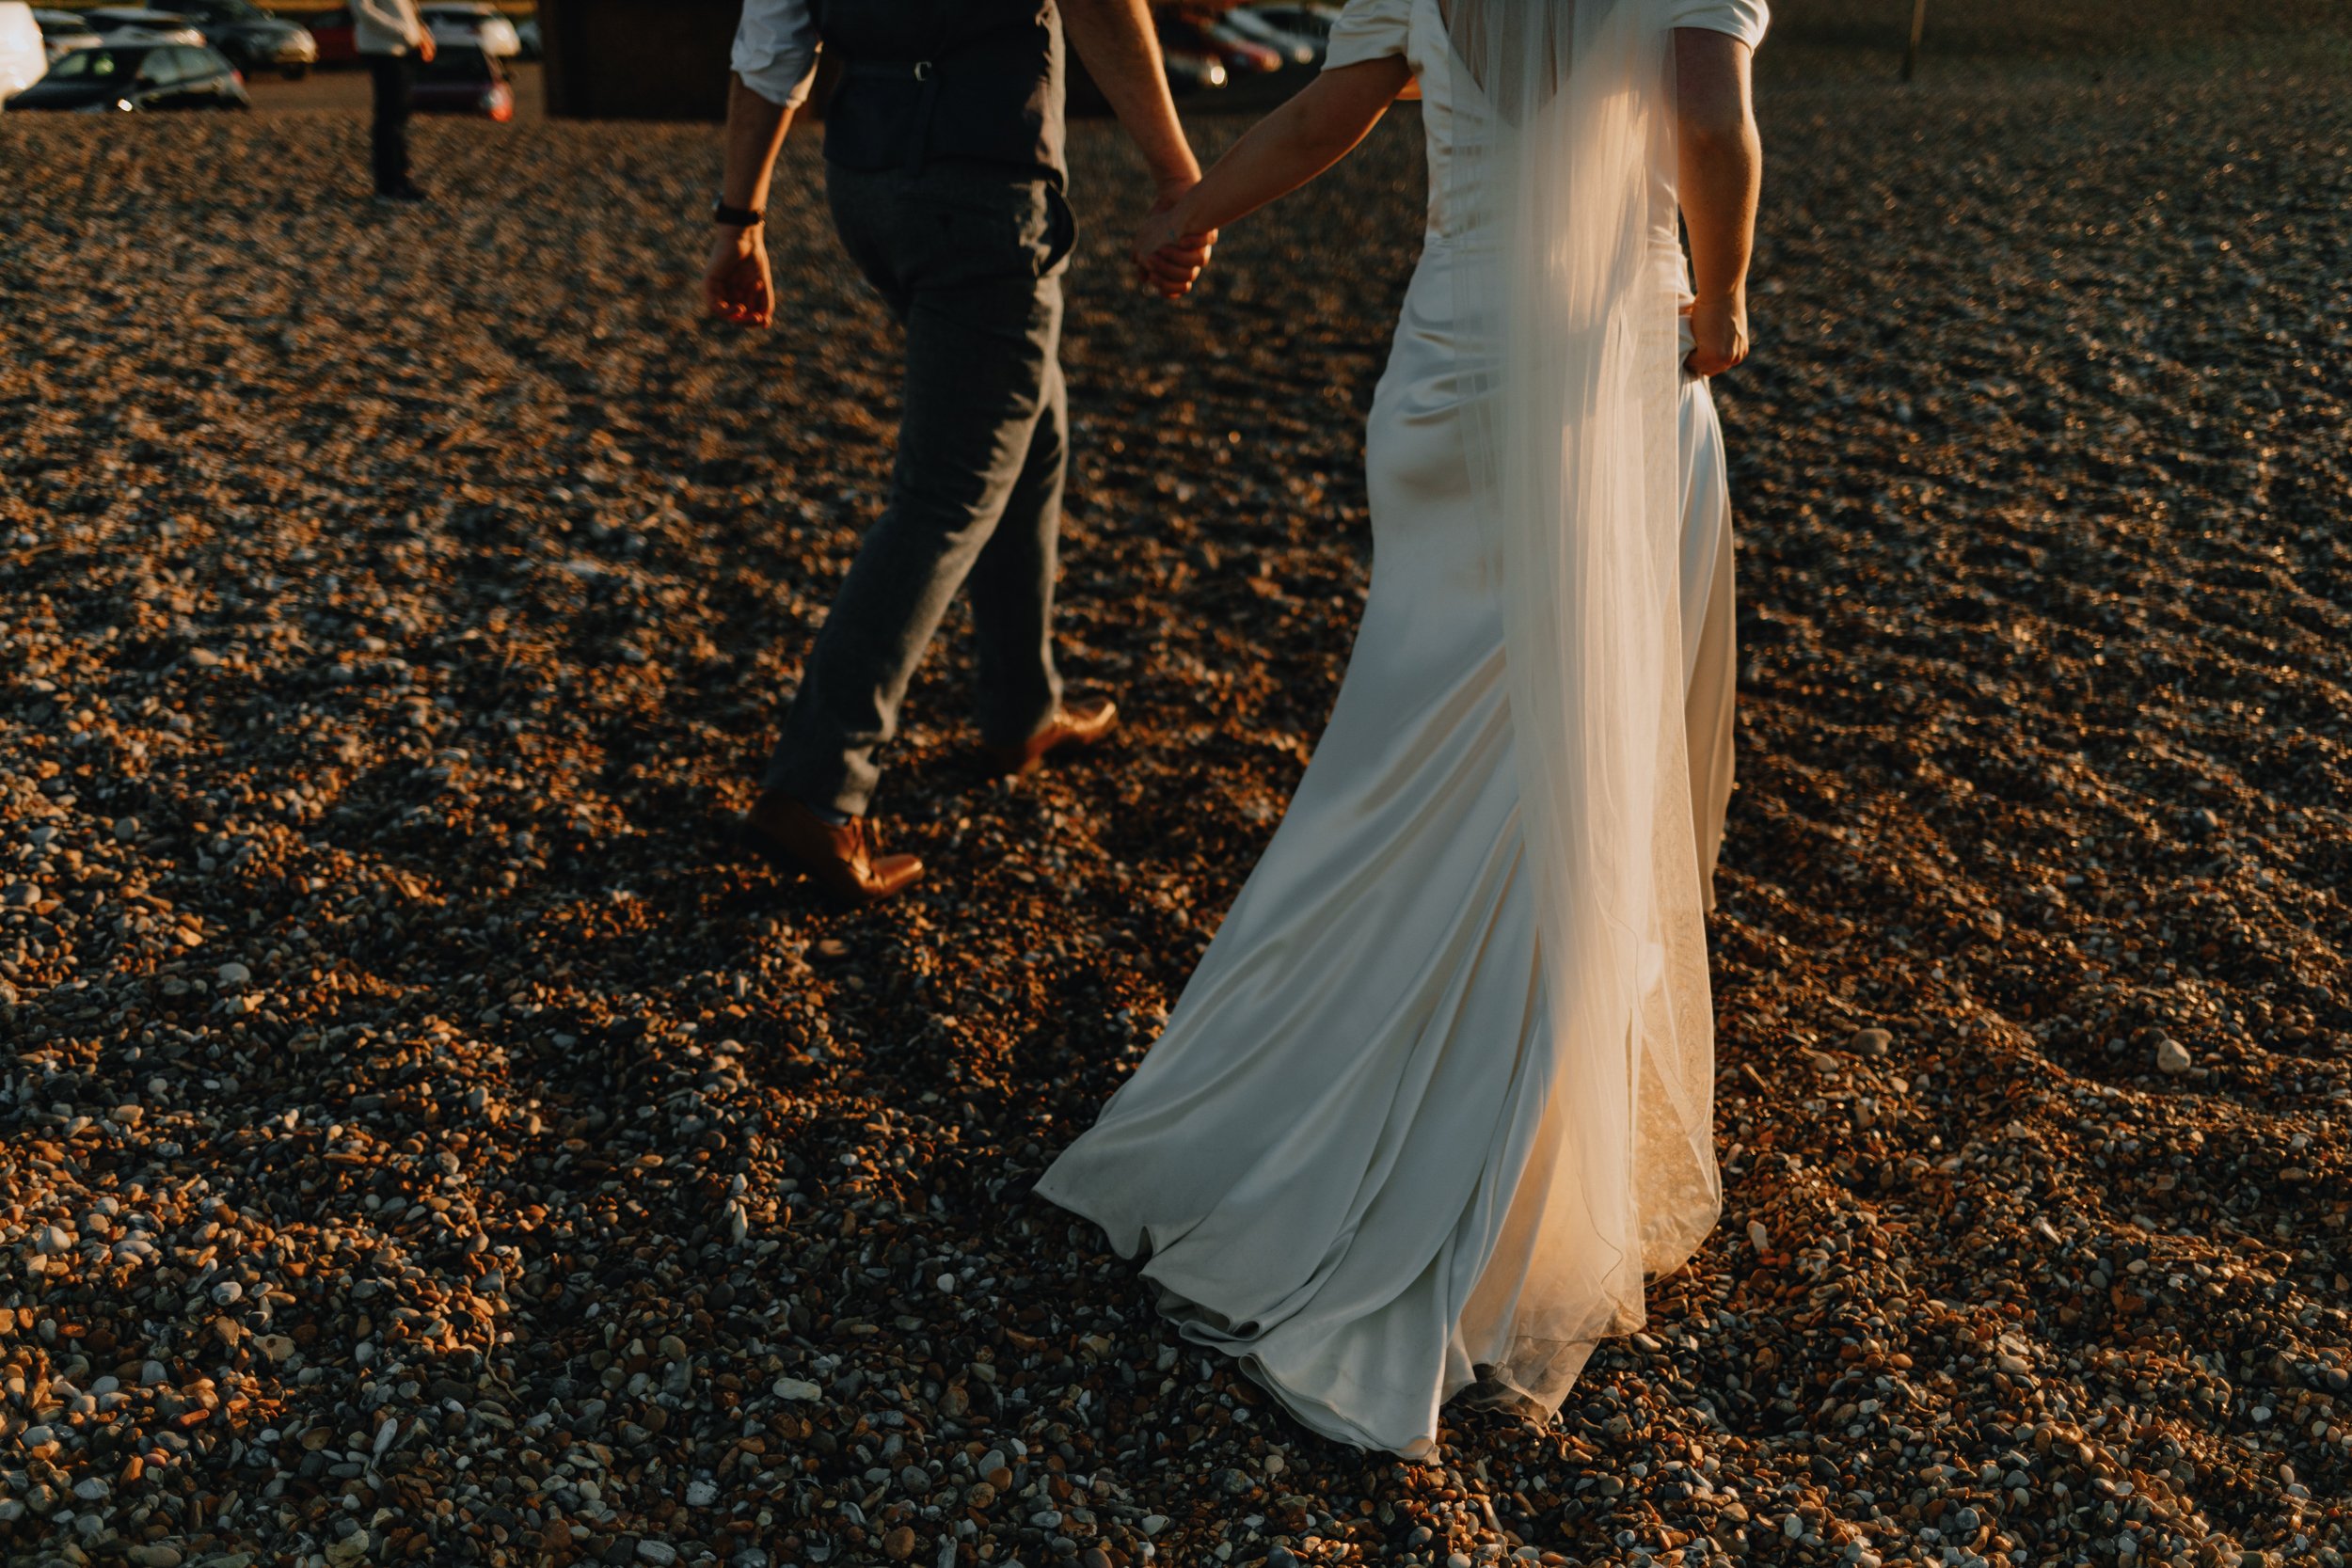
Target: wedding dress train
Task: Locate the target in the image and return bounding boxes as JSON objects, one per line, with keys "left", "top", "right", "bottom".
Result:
{"left": 1037, "top": 0, "right": 1769, "bottom": 1456}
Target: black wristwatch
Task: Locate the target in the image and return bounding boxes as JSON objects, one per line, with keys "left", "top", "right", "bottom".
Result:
{"left": 712, "top": 201, "right": 765, "bottom": 230}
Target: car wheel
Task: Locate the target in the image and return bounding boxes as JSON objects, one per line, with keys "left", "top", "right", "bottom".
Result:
{"left": 280, "top": 64, "right": 306, "bottom": 80}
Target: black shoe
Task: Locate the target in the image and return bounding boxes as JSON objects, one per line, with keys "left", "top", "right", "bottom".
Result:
{"left": 373, "top": 185, "right": 429, "bottom": 206}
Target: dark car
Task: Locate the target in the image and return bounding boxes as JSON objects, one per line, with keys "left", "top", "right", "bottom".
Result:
{"left": 8, "top": 40, "right": 250, "bottom": 108}
{"left": 1161, "top": 44, "right": 1227, "bottom": 93}
{"left": 411, "top": 40, "right": 509, "bottom": 120}
{"left": 164, "top": 0, "right": 313, "bottom": 77}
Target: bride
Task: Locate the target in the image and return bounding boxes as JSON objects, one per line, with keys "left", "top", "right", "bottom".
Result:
{"left": 1039, "top": 0, "right": 1768, "bottom": 1456}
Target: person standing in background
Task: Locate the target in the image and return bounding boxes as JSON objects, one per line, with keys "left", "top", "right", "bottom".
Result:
{"left": 355, "top": 0, "right": 435, "bottom": 203}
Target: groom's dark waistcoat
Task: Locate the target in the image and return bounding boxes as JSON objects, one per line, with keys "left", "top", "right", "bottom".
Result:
{"left": 813, "top": 0, "right": 1066, "bottom": 185}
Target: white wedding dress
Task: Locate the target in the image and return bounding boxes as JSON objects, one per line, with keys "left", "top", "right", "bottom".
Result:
{"left": 1038, "top": 0, "right": 1769, "bottom": 1456}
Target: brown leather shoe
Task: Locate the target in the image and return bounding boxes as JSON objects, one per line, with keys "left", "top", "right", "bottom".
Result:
{"left": 740, "top": 790, "right": 924, "bottom": 907}
{"left": 984, "top": 694, "right": 1119, "bottom": 778}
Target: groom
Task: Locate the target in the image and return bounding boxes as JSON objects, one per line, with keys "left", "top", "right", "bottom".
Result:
{"left": 705, "top": 0, "right": 1210, "bottom": 906}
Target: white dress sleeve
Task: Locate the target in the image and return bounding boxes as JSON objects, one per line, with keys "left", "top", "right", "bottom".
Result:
{"left": 1669, "top": 0, "right": 1770, "bottom": 49}
{"left": 1321, "top": 0, "right": 1415, "bottom": 71}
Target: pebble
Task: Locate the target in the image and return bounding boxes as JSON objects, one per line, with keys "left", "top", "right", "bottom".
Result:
{"left": 2155, "top": 1036, "right": 2193, "bottom": 1075}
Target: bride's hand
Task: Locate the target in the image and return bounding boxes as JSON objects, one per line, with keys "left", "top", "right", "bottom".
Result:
{"left": 1683, "top": 290, "right": 1749, "bottom": 377}
{"left": 1134, "top": 198, "right": 1216, "bottom": 301}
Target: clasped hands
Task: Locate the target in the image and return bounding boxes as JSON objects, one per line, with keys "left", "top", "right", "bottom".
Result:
{"left": 1133, "top": 181, "right": 1216, "bottom": 302}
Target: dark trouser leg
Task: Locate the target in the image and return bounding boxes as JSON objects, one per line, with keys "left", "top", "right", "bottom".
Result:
{"left": 368, "top": 55, "right": 412, "bottom": 194}
{"left": 764, "top": 266, "right": 1066, "bottom": 818}
{"left": 969, "top": 350, "right": 1067, "bottom": 748}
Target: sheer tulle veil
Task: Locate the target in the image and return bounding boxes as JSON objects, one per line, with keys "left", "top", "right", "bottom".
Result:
{"left": 1442, "top": 0, "right": 1723, "bottom": 1416}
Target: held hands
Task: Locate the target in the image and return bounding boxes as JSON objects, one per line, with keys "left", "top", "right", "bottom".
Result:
{"left": 1133, "top": 182, "right": 1216, "bottom": 301}
{"left": 1682, "top": 288, "right": 1749, "bottom": 378}
{"left": 704, "top": 226, "right": 775, "bottom": 328}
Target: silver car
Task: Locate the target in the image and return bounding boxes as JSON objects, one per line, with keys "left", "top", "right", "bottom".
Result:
{"left": 421, "top": 1, "right": 518, "bottom": 58}
{"left": 82, "top": 7, "right": 210, "bottom": 46}
{"left": 33, "top": 8, "right": 105, "bottom": 62}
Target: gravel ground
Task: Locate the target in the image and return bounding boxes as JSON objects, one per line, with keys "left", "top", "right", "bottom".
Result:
{"left": 2, "top": 59, "right": 2349, "bottom": 1568}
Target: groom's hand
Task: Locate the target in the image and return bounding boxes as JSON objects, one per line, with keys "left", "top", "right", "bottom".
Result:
{"left": 705, "top": 227, "right": 775, "bottom": 328}
{"left": 1134, "top": 186, "right": 1216, "bottom": 301}
{"left": 1683, "top": 289, "right": 1749, "bottom": 377}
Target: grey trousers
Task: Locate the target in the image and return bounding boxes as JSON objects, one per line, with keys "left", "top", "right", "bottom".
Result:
{"left": 765, "top": 161, "right": 1076, "bottom": 817}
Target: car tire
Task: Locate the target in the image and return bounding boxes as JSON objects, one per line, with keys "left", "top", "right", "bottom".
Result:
{"left": 280, "top": 64, "right": 306, "bottom": 79}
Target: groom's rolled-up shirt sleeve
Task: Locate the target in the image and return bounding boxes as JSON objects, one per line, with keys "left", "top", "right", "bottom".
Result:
{"left": 1322, "top": 0, "right": 1413, "bottom": 71}
{"left": 732, "top": 0, "right": 821, "bottom": 110}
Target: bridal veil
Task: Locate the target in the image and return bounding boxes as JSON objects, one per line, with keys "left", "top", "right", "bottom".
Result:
{"left": 1442, "top": 0, "right": 1722, "bottom": 1414}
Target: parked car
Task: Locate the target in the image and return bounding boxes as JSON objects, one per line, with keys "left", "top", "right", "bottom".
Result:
{"left": 1217, "top": 6, "right": 1318, "bottom": 66}
{"left": 33, "top": 8, "right": 104, "bottom": 62}
{"left": 1242, "top": 3, "right": 1343, "bottom": 45}
{"left": 1159, "top": 15, "right": 1281, "bottom": 77}
{"left": 8, "top": 39, "right": 250, "bottom": 108}
{"left": 421, "top": 2, "right": 517, "bottom": 58}
{"left": 164, "top": 0, "right": 313, "bottom": 77}
{"left": 412, "top": 40, "right": 508, "bottom": 119}
{"left": 82, "top": 7, "right": 208, "bottom": 45}
{"left": 1206, "top": 17, "right": 1286, "bottom": 72}
{"left": 0, "top": 2, "right": 47, "bottom": 103}
{"left": 1160, "top": 43, "right": 1225, "bottom": 94}
{"left": 302, "top": 4, "right": 355, "bottom": 65}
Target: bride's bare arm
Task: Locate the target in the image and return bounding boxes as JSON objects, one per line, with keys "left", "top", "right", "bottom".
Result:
{"left": 1140, "top": 58, "right": 1414, "bottom": 261}
{"left": 1675, "top": 28, "right": 1761, "bottom": 376}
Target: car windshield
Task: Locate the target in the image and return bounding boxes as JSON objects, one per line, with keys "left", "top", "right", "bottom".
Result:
{"left": 48, "top": 47, "right": 141, "bottom": 77}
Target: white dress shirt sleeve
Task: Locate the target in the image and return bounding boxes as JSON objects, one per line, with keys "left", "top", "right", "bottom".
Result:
{"left": 352, "top": 0, "right": 424, "bottom": 52}
{"left": 732, "top": 0, "right": 822, "bottom": 111}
